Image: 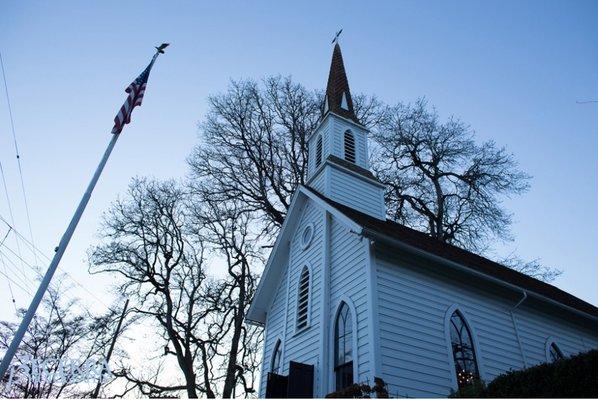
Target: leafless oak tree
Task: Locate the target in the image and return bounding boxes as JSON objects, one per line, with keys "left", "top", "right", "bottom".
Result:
{"left": 0, "top": 284, "right": 119, "bottom": 398}
{"left": 190, "top": 78, "right": 559, "bottom": 281}
{"left": 371, "top": 99, "right": 561, "bottom": 280}
{"left": 188, "top": 76, "right": 385, "bottom": 241}
{"left": 189, "top": 193, "right": 264, "bottom": 398}
{"left": 89, "top": 178, "right": 222, "bottom": 398}
{"left": 89, "top": 178, "right": 264, "bottom": 398}
{"left": 372, "top": 99, "right": 530, "bottom": 251}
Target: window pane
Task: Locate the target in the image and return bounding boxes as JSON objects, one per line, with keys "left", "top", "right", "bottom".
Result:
{"left": 450, "top": 311, "right": 479, "bottom": 389}
{"left": 550, "top": 343, "right": 563, "bottom": 362}
{"left": 335, "top": 362, "right": 353, "bottom": 391}
{"left": 335, "top": 302, "right": 353, "bottom": 368}
{"left": 271, "top": 341, "right": 282, "bottom": 374}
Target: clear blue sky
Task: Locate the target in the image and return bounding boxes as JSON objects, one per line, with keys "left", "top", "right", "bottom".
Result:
{"left": 0, "top": 0, "right": 597, "bottom": 321}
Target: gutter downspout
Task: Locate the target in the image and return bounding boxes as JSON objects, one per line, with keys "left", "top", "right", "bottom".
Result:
{"left": 510, "top": 291, "right": 528, "bottom": 368}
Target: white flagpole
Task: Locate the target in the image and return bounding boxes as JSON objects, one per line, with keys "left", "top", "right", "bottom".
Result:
{"left": 0, "top": 44, "right": 167, "bottom": 380}
{"left": 0, "top": 132, "right": 120, "bottom": 380}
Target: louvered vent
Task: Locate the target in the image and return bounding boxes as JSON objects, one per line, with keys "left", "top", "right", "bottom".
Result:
{"left": 316, "top": 135, "right": 323, "bottom": 167}
{"left": 296, "top": 267, "right": 310, "bottom": 330}
{"left": 344, "top": 130, "right": 355, "bottom": 163}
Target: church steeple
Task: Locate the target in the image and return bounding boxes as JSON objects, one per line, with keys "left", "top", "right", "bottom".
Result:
{"left": 305, "top": 43, "right": 387, "bottom": 220}
{"left": 324, "top": 43, "right": 360, "bottom": 125}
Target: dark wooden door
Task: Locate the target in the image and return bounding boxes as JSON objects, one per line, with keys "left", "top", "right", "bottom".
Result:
{"left": 265, "top": 372, "right": 288, "bottom": 398}
{"left": 287, "top": 361, "right": 314, "bottom": 398}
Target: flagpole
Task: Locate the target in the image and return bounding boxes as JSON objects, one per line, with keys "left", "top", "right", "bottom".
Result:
{"left": 0, "top": 132, "right": 120, "bottom": 380}
{"left": 0, "top": 44, "right": 168, "bottom": 381}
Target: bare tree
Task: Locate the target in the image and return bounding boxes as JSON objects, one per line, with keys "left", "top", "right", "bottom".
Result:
{"left": 89, "top": 178, "right": 264, "bottom": 398}
{"left": 89, "top": 178, "right": 223, "bottom": 398}
{"left": 371, "top": 99, "right": 529, "bottom": 250}
{"left": 188, "top": 76, "right": 385, "bottom": 240}
{"left": 0, "top": 284, "right": 119, "bottom": 398}
{"left": 190, "top": 78, "right": 559, "bottom": 281}
{"left": 188, "top": 77, "right": 318, "bottom": 238}
{"left": 189, "top": 192, "right": 264, "bottom": 398}
{"left": 370, "top": 99, "right": 561, "bottom": 280}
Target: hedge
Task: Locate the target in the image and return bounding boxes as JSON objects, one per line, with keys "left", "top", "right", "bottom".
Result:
{"left": 451, "top": 349, "right": 598, "bottom": 398}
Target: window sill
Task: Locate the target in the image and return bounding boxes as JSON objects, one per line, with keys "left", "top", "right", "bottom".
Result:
{"left": 293, "top": 325, "right": 311, "bottom": 337}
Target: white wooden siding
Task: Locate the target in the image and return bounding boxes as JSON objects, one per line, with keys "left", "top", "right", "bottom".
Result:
{"left": 374, "top": 252, "right": 598, "bottom": 398}
{"left": 329, "top": 218, "right": 372, "bottom": 387}
{"left": 259, "top": 264, "right": 289, "bottom": 396}
{"left": 311, "top": 171, "right": 326, "bottom": 192}
{"left": 259, "top": 202, "right": 327, "bottom": 395}
{"left": 329, "top": 168, "right": 385, "bottom": 219}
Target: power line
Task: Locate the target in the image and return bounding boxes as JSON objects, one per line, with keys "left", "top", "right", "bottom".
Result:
{"left": 0, "top": 50, "right": 39, "bottom": 269}
{"left": 0, "top": 228, "right": 17, "bottom": 311}
{"left": 0, "top": 267, "right": 31, "bottom": 296}
{"left": 0, "top": 247, "right": 37, "bottom": 291}
{"left": 0, "top": 214, "right": 49, "bottom": 262}
{"left": 0, "top": 160, "right": 28, "bottom": 280}
{"left": 0, "top": 213, "right": 115, "bottom": 312}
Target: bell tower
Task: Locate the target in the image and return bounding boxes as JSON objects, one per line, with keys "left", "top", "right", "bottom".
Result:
{"left": 306, "top": 44, "right": 386, "bottom": 220}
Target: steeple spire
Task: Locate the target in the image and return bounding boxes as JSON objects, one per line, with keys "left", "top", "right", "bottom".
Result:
{"left": 324, "top": 43, "right": 360, "bottom": 124}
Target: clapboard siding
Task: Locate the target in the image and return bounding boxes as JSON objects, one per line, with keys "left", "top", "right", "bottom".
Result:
{"left": 310, "top": 171, "right": 326, "bottom": 192}
{"left": 329, "top": 168, "right": 385, "bottom": 219}
{"left": 375, "top": 252, "right": 598, "bottom": 398}
{"left": 281, "top": 202, "right": 324, "bottom": 392}
{"left": 259, "top": 265, "right": 288, "bottom": 396}
{"left": 330, "top": 218, "right": 371, "bottom": 385}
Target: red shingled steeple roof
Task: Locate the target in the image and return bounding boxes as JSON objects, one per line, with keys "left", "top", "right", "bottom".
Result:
{"left": 324, "top": 43, "right": 361, "bottom": 125}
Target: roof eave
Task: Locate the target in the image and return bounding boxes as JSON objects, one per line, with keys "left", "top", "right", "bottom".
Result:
{"left": 363, "top": 228, "right": 598, "bottom": 323}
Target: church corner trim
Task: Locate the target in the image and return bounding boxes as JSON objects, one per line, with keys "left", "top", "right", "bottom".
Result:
{"left": 364, "top": 238, "right": 382, "bottom": 380}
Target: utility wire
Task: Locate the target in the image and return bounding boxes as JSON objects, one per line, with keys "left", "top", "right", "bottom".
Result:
{"left": 0, "top": 214, "right": 115, "bottom": 312}
{"left": 0, "top": 50, "right": 39, "bottom": 269}
{"left": 0, "top": 247, "right": 36, "bottom": 291}
{"left": 0, "top": 268, "right": 31, "bottom": 296}
{"left": 0, "top": 228, "right": 17, "bottom": 311}
{"left": 0, "top": 160, "right": 27, "bottom": 280}
{"left": 8, "top": 242, "right": 114, "bottom": 313}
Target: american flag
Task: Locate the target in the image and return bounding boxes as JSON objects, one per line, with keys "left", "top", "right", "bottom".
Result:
{"left": 111, "top": 53, "right": 158, "bottom": 134}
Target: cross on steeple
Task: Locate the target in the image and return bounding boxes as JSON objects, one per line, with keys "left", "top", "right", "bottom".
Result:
{"left": 331, "top": 29, "right": 343, "bottom": 45}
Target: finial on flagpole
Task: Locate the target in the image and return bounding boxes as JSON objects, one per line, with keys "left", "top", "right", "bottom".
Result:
{"left": 155, "top": 43, "right": 170, "bottom": 54}
{"left": 331, "top": 29, "right": 343, "bottom": 45}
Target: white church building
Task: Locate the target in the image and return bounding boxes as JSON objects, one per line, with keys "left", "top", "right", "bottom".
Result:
{"left": 245, "top": 44, "right": 598, "bottom": 398}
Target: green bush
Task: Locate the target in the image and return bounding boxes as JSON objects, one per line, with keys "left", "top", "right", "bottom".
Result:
{"left": 451, "top": 349, "right": 598, "bottom": 398}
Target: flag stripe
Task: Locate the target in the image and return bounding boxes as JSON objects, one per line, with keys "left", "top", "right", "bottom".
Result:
{"left": 112, "top": 55, "right": 157, "bottom": 134}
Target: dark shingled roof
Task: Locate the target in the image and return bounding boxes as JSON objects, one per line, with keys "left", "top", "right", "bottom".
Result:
{"left": 304, "top": 186, "right": 598, "bottom": 318}
{"left": 324, "top": 43, "right": 361, "bottom": 125}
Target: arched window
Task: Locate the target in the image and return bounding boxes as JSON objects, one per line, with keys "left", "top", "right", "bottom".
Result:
{"left": 296, "top": 267, "right": 310, "bottom": 330}
{"left": 548, "top": 342, "right": 564, "bottom": 362}
{"left": 316, "top": 135, "right": 323, "bottom": 167}
{"left": 450, "top": 311, "right": 479, "bottom": 389}
{"left": 271, "top": 339, "right": 282, "bottom": 374}
{"left": 344, "top": 130, "right": 355, "bottom": 163}
{"left": 334, "top": 302, "right": 353, "bottom": 390}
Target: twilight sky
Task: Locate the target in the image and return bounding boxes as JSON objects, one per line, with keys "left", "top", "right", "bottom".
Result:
{"left": 0, "top": 0, "right": 597, "bottom": 322}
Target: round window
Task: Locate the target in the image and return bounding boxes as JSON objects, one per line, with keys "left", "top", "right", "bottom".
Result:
{"left": 301, "top": 224, "right": 314, "bottom": 249}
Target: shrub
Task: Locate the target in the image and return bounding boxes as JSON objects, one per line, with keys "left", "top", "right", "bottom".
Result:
{"left": 451, "top": 349, "right": 598, "bottom": 398}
